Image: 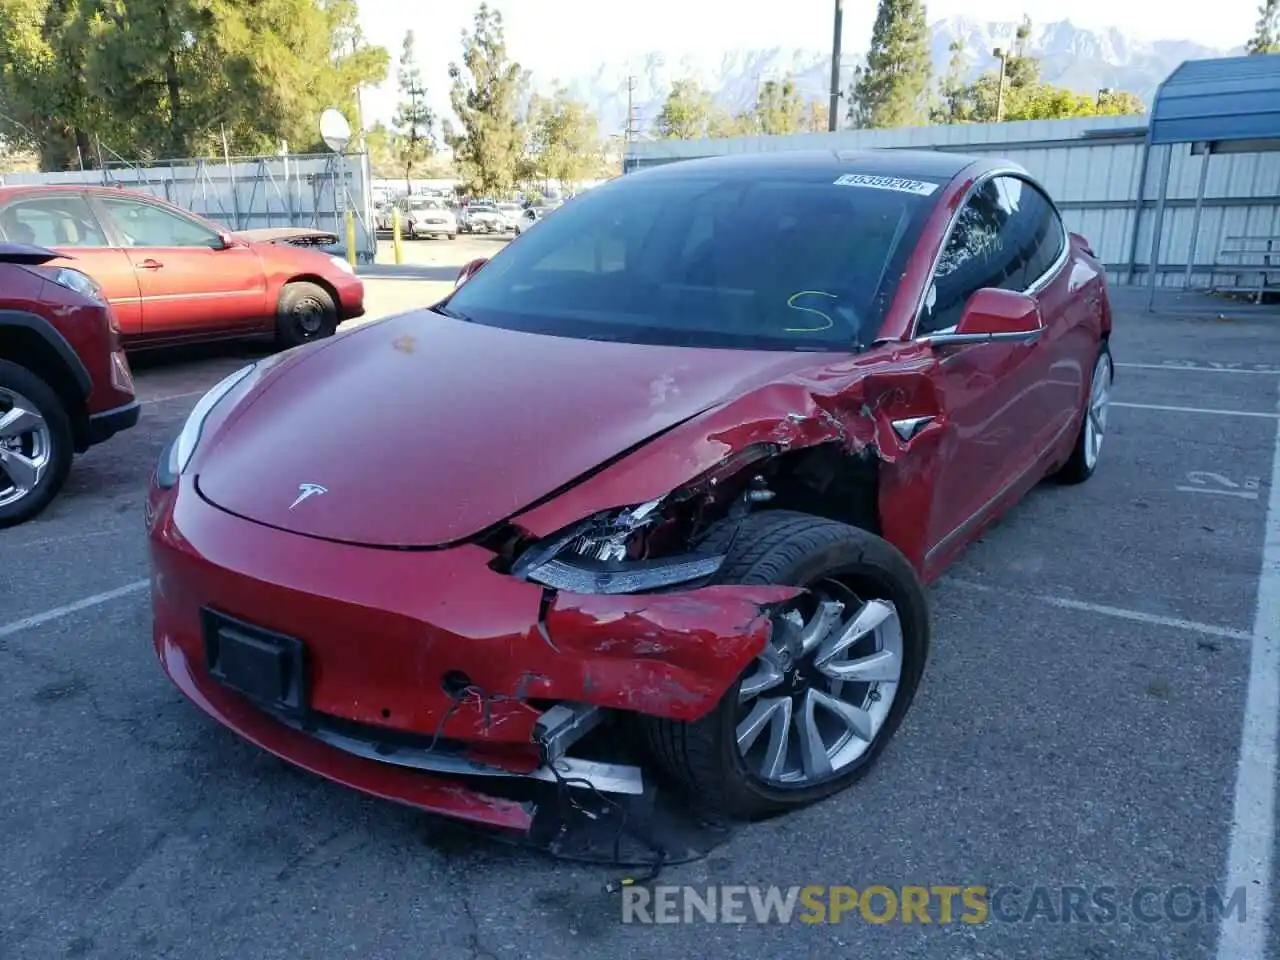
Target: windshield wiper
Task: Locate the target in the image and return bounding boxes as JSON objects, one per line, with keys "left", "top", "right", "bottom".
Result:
{"left": 430, "top": 303, "right": 472, "bottom": 322}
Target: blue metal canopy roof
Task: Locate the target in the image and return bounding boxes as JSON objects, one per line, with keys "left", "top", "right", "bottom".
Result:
{"left": 1149, "top": 55, "right": 1280, "bottom": 146}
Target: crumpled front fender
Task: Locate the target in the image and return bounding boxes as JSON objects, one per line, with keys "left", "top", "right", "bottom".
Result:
{"left": 513, "top": 354, "right": 945, "bottom": 543}
{"left": 521, "top": 584, "right": 804, "bottom": 720}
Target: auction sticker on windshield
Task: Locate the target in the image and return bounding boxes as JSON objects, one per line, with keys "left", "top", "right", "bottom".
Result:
{"left": 833, "top": 174, "right": 939, "bottom": 196}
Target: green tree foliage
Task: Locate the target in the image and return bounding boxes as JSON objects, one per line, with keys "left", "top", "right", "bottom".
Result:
{"left": 751, "top": 78, "right": 805, "bottom": 135}
{"left": 932, "top": 39, "right": 972, "bottom": 123}
{"left": 445, "top": 2, "right": 528, "bottom": 196}
{"left": 527, "top": 84, "right": 601, "bottom": 187}
{"left": 849, "top": 0, "right": 932, "bottom": 128}
{"left": 801, "top": 98, "right": 830, "bottom": 132}
{"left": 1247, "top": 0, "right": 1279, "bottom": 53}
{"left": 652, "top": 79, "right": 714, "bottom": 139}
{"left": 0, "top": 0, "right": 388, "bottom": 171}
{"left": 392, "top": 30, "right": 436, "bottom": 190}
{"left": 939, "top": 20, "right": 1146, "bottom": 124}
{"left": 361, "top": 121, "right": 398, "bottom": 177}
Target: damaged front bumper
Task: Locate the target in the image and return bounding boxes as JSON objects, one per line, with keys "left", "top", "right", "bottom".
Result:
{"left": 147, "top": 479, "right": 796, "bottom": 829}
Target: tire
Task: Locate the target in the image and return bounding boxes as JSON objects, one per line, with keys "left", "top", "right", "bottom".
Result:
{"left": 448, "top": 234, "right": 457, "bottom": 241}
{"left": 275, "top": 281, "right": 338, "bottom": 350}
{"left": 0, "top": 359, "right": 75, "bottom": 528}
{"left": 1055, "top": 342, "right": 1112, "bottom": 485}
{"left": 640, "top": 510, "right": 929, "bottom": 820}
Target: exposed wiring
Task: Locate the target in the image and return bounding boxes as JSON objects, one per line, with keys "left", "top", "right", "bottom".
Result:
{"left": 428, "top": 683, "right": 670, "bottom": 887}
{"left": 784, "top": 290, "right": 837, "bottom": 332}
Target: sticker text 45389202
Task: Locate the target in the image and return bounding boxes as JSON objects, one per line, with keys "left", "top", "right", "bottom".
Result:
{"left": 833, "top": 174, "right": 940, "bottom": 197}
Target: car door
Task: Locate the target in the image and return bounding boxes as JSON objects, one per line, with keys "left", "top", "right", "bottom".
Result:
{"left": 92, "top": 193, "right": 268, "bottom": 338}
{"left": 913, "top": 175, "right": 1058, "bottom": 573}
{"left": 0, "top": 192, "right": 143, "bottom": 335}
{"left": 993, "top": 176, "right": 1089, "bottom": 449}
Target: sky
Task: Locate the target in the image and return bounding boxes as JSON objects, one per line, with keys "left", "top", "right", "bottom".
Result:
{"left": 351, "top": 0, "right": 1260, "bottom": 128}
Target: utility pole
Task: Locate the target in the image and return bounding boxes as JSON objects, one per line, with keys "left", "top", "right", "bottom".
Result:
{"left": 828, "top": 0, "right": 843, "bottom": 132}
{"left": 993, "top": 47, "right": 1008, "bottom": 123}
{"left": 625, "top": 75, "right": 639, "bottom": 141}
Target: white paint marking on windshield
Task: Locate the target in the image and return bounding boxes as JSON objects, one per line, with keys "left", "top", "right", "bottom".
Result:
{"left": 832, "top": 174, "right": 939, "bottom": 196}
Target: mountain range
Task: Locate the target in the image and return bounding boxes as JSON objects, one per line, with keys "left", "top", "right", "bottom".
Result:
{"left": 556, "top": 18, "right": 1240, "bottom": 136}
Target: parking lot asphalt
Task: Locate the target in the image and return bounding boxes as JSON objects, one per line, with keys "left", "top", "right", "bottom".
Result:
{"left": 1, "top": 279, "right": 1277, "bottom": 960}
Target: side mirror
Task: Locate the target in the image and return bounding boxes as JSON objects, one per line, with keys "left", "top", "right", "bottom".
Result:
{"left": 927, "top": 288, "right": 1044, "bottom": 346}
{"left": 215, "top": 231, "right": 235, "bottom": 250}
{"left": 455, "top": 256, "right": 489, "bottom": 288}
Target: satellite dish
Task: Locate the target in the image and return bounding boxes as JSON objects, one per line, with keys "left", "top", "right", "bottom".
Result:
{"left": 319, "top": 108, "right": 352, "bottom": 153}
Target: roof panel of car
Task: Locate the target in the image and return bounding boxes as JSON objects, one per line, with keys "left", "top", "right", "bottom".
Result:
{"left": 627, "top": 149, "right": 980, "bottom": 184}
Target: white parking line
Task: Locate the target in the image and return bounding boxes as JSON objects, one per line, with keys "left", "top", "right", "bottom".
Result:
{"left": 1113, "top": 402, "right": 1280, "bottom": 420}
{"left": 1117, "top": 363, "right": 1280, "bottom": 376}
{"left": 1215, "top": 389, "right": 1280, "bottom": 960}
{"left": 0, "top": 580, "right": 149, "bottom": 640}
{"left": 941, "top": 578, "right": 1252, "bottom": 641}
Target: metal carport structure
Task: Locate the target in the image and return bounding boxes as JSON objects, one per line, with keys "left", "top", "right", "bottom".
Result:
{"left": 1137, "top": 54, "right": 1280, "bottom": 312}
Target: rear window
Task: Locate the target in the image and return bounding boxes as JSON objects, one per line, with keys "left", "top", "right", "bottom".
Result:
{"left": 443, "top": 169, "right": 940, "bottom": 352}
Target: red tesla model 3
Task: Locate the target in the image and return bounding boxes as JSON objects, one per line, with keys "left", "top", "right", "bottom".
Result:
{"left": 147, "top": 150, "right": 1113, "bottom": 831}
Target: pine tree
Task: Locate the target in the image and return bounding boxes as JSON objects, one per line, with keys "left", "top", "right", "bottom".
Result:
{"left": 393, "top": 31, "right": 436, "bottom": 192}
{"left": 849, "top": 0, "right": 932, "bottom": 129}
{"left": 1246, "top": 0, "right": 1279, "bottom": 53}
{"left": 445, "top": 3, "right": 528, "bottom": 196}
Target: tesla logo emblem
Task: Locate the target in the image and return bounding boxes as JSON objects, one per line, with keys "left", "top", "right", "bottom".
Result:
{"left": 289, "top": 483, "right": 328, "bottom": 510}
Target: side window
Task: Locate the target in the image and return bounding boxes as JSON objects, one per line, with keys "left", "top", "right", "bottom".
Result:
{"left": 995, "top": 176, "right": 1064, "bottom": 289}
{"left": 0, "top": 195, "right": 108, "bottom": 248}
{"left": 919, "top": 179, "right": 1015, "bottom": 335}
{"left": 97, "top": 197, "right": 220, "bottom": 248}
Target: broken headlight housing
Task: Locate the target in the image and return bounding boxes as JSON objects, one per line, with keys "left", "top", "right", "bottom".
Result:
{"left": 509, "top": 444, "right": 783, "bottom": 595}
{"left": 510, "top": 497, "right": 725, "bottom": 595}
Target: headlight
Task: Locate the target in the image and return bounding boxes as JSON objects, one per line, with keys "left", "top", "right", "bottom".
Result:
{"left": 329, "top": 256, "right": 355, "bottom": 275}
{"left": 510, "top": 498, "right": 725, "bottom": 595}
{"left": 155, "top": 364, "right": 256, "bottom": 488}
{"left": 47, "top": 267, "right": 104, "bottom": 303}
{"left": 506, "top": 443, "right": 781, "bottom": 594}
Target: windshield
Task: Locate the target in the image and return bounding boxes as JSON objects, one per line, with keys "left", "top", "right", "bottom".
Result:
{"left": 470, "top": 205, "right": 497, "bottom": 214}
{"left": 443, "top": 168, "right": 940, "bottom": 352}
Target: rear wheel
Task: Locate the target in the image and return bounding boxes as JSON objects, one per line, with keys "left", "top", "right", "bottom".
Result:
{"left": 0, "top": 360, "right": 74, "bottom": 528}
{"left": 1055, "top": 343, "right": 1112, "bottom": 484}
{"left": 275, "top": 281, "right": 338, "bottom": 350}
{"left": 641, "top": 510, "right": 929, "bottom": 819}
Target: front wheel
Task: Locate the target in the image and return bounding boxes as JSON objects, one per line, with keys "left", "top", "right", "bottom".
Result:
{"left": 0, "top": 360, "right": 74, "bottom": 528}
{"left": 641, "top": 510, "right": 929, "bottom": 820}
{"left": 275, "top": 281, "right": 338, "bottom": 350}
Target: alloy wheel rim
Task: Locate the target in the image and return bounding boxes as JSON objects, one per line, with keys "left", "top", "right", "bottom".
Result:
{"left": 1084, "top": 354, "right": 1112, "bottom": 470}
{"left": 0, "top": 388, "right": 52, "bottom": 508}
{"left": 735, "top": 581, "right": 903, "bottom": 787}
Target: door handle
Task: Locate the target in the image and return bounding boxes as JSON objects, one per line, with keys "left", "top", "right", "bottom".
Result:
{"left": 138, "top": 258, "right": 163, "bottom": 270}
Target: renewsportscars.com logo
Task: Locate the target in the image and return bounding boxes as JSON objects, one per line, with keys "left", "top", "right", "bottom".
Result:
{"left": 620, "top": 884, "right": 1249, "bottom": 926}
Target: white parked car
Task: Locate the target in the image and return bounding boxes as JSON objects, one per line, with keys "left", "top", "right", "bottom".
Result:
{"left": 513, "top": 207, "right": 541, "bottom": 236}
{"left": 400, "top": 197, "right": 457, "bottom": 240}
{"left": 460, "top": 204, "right": 506, "bottom": 235}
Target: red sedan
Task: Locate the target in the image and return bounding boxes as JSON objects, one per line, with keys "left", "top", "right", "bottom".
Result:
{"left": 147, "top": 151, "right": 1113, "bottom": 830}
{"left": 0, "top": 186, "right": 365, "bottom": 349}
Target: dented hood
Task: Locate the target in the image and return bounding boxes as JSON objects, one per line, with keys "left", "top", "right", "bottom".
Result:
{"left": 194, "top": 310, "right": 831, "bottom": 547}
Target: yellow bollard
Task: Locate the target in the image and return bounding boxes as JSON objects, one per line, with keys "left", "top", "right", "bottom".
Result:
{"left": 345, "top": 211, "right": 358, "bottom": 267}
{"left": 392, "top": 207, "right": 403, "bottom": 264}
